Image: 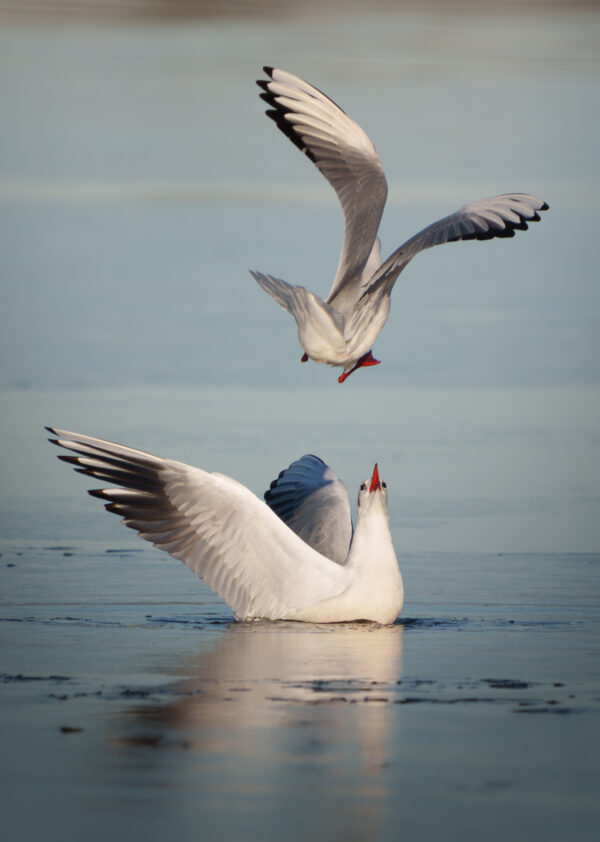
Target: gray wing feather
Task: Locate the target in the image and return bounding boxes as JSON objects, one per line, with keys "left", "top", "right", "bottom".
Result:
{"left": 364, "top": 193, "right": 549, "bottom": 298}
{"left": 46, "top": 428, "right": 347, "bottom": 620}
{"left": 265, "top": 454, "right": 353, "bottom": 565}
{"left": 258, "top": 67, "right": 388, "bottom": 317}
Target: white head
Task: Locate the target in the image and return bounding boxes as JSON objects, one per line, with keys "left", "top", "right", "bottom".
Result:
{"left": 357, "top": 464, "right": 389, "bottom": 517}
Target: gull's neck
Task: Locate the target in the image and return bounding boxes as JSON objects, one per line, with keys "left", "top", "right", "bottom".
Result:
{"left": 346, "top": 498, "right": 398, "bottom": 574}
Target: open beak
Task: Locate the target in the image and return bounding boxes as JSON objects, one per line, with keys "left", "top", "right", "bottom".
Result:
{"left": 369, "top": 463, "right": 381, "bottom": 493}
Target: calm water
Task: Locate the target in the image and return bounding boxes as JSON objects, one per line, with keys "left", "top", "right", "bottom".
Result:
{"left": 2, "top": 542, "right": 599, "bottom": 842}
{"left": 1, "top": 4, "right": 600, "bottom": 841}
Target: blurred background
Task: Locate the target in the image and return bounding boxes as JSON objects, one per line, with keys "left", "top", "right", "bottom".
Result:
{"left": 1, "top": 0, "right": 599, "bottom": 552}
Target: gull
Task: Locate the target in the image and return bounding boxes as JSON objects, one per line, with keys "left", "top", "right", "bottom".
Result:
{"left": 251, "top": 66, "right": 549, "bottom": 383}
{"left": 46, "top": 427, "right": 404, "bottom": 624}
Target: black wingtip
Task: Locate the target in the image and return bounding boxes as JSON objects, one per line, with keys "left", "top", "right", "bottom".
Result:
{"left": 541, "top": 201, "right": 550, "bottom": 210}
{"left": 44, "top": 425, "right": 56, "bottom": 434}
{"left": 104, "top": 502, "right": 124, "bottom": 515}
{"left": 57, "top": 454, "right": 80, "bottom": 465}
{"left": 257, "top": 67, "right": 274, "bottom": 87}
{"left": 497, "top": 227, "right": 516, "bottom": 239}
{"left": 88, "top": 489, "right": 107, "bottom": 500}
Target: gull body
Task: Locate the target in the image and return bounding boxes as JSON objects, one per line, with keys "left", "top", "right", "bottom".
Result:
{"left": 251, "top": 66, "right": 549, "bottom": 383}
{"left": 47, "top": 429, "right": 404, "bottom": 624}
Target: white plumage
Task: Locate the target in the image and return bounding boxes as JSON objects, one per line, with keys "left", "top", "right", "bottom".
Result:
{"left": 252, "top": 66, "right": 549, "bottom": 382}
{"left": 47, "top": 428, "right": 404, "bottom": 624}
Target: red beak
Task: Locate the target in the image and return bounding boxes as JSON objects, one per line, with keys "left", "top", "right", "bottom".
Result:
{"left": 369, "top": 463, "right": 381, "bottom": 493}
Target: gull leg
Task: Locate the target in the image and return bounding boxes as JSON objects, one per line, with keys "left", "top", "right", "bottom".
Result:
{"left": 337, "top": 351, "right": 381, "bottom": 384}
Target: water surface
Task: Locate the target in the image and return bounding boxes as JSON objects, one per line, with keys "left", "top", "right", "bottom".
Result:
{"left": 1, "top": 4, "right": 599, "bottom": 841}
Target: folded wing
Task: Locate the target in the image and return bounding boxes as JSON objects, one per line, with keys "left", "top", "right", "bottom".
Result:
{"left": 265, "top": 454, "right": 353, "bottom": 565}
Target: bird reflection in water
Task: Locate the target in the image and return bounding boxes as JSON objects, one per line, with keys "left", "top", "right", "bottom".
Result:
{"left": 110, "top": 620, "right": 404, "bottom": 837}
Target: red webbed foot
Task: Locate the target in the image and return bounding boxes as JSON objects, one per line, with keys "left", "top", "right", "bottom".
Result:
{"left": 337, "top": 351, "right": 381, "bottom": 383}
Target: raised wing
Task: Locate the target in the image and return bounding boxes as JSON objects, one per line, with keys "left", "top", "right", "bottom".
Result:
{"left": 265, "top": 454, "right": 353, "bottom": 565}
{"left": 46, "top": 428, "right": 348, "bottom": 621}
{"left": 365, "top": 193, "right": 549, "bottom": 297}
{"left": 258, "top": 66, "right": 388, "bottom": 315}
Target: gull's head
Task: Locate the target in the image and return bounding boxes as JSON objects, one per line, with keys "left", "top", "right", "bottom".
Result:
{"left": 357, "top": 463, "right": 388, "bottom": 515}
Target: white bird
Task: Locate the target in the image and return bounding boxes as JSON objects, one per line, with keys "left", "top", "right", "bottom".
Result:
{"left": 47, "top": 427, "right": 404, "bottom": 624}
{"left": 251, "top": 66, "right": 549, "bottom": 383}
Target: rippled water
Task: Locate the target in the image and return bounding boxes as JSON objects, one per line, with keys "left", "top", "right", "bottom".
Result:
{"left": 1, "top": 3, "right": 600, "bottom": 841}
{"left": 2, "top": 544, "right": 599, "bottom": 841}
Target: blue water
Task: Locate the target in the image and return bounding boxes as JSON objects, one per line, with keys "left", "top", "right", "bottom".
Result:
{"left": 2, "top": 543, "right": 599, "bottom": 842}
{"left": 1, "top": 4, "right": 600, "bottom": 841}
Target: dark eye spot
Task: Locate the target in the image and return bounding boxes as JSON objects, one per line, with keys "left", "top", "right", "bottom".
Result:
{"left": 382, "top": 482, "right": 387, "bottom": 489}
{"left": 360, "top": 483, "right": 366, "bottom": 491}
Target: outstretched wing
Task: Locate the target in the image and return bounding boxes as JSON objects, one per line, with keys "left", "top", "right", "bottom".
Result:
{"left": 265, "top": 454, "right": 353, "bottom": 565}
{"left": 364, "top": 193, "right": 549, "bottom": 297}
{"left": 258, "top": 66, "right": 388, "bottom": 316}
{"left": 46, "top": 428, "right": 348, "bottom": 620}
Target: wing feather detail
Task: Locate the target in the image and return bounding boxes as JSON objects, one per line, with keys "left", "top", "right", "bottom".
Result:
{"left": 258, "top": 67, "right": 388, "bottom": 315}
{"left": 365, "top": 193, "right": 549, "bottom": 297}
{"left": 47, "top": 428, "right": 348, "bottom": 620}
{"left": 264, "top": 455, "right": 353, "bottom": 565}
